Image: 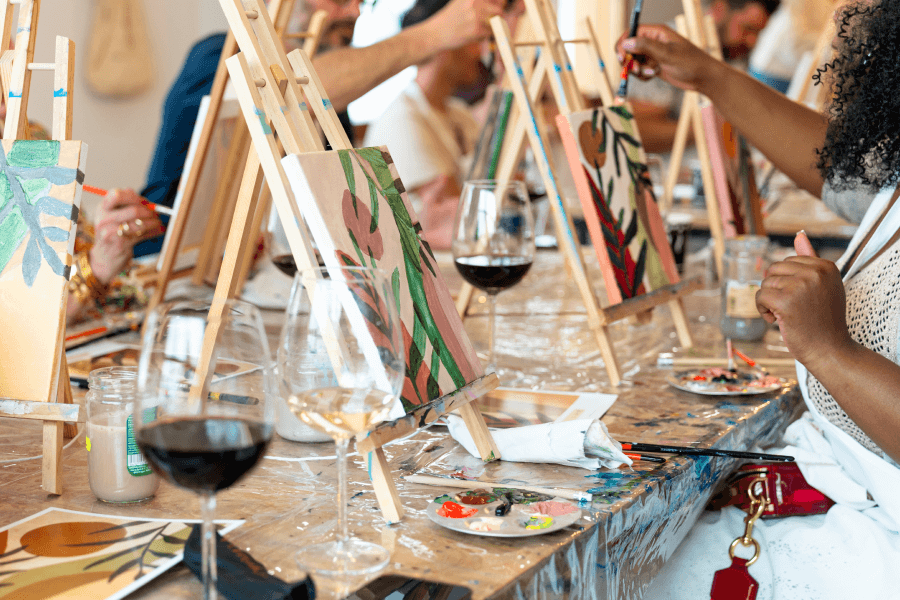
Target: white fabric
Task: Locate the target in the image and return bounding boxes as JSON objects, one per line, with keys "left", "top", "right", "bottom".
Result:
{"left": 446, "top": 415, "right": 633, "bottom": 470}
{"left": 644, "top": 187, "right": 900, "bottom": 600}
{"left": 362, "top": 81, "right": 478, "bottom": 213}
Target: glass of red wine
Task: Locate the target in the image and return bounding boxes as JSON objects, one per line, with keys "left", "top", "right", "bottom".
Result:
{"left": 135, "top": 299, "right": 275, "bottom": 600}
{"left": 452, "top": 180, "right": 535, "bottom": 371}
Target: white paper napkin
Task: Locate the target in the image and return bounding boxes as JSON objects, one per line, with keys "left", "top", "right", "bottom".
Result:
{"left": 447, "top": 415, "right": 633, "bottom": 470}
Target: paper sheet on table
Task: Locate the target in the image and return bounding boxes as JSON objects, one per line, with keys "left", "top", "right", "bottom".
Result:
{"left": 447, "top": 415, "right": 633, "bottom": 470}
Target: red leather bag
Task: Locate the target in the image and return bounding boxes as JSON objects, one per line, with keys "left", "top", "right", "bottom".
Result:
{"left": 708, "top": 462, "right": 835, "bottom": 518}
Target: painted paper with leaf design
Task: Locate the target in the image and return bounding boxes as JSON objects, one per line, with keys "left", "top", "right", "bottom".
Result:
{"left": 0, "top": 140, "right": 86, "bottom": 402}
{"left": 282, "top": 147, "right": 483, "bottom": 414}
{"left": 556, "top": 106, "right": 679, "bottom": 304}
{"left": 0, "top": 508, "right": 242, "bottom": 600}
{"left": 700, "top": 105, "right": 766, "bottom": 237}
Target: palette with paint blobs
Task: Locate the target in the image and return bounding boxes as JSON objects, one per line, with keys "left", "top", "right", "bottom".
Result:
{"left": 667, "top": 368, "right": 787, "bottom": 395}
{"left": 425, "top": 489, "right": 582, "bottom": 537}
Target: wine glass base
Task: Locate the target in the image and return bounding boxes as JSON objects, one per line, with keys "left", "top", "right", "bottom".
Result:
{"left": 296, "top": 539, "right": 390, "bottom": 577}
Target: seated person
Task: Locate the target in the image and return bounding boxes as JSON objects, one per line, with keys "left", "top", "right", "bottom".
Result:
{"left": 362, "top": 0, "right": 489, "bottom": 249}
{"left": 628, "top": 0, "right": 780, "bottom": 153}
{"left": 618, "top": 1, "right": 900, "bottom": 596}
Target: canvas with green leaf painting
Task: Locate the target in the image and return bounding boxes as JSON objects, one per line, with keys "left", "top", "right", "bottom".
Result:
{"left": 0, "top": 508, "right": 242, "bottom": 600}
{"left": 281, "top": 147, "right": 483, "bottom": 414}
{"left": 556, "top": 106, "right": 679, "bottom": 305}
{"left": 0, "top": 140, "right": 86, "bottom": 402}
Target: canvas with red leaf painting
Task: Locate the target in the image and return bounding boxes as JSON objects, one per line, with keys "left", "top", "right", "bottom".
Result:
{"left": 281, "top": 147, "right": 484, "bottom": 415}
{"left": 0, "top": 508, "right": 242, "bottom": 600}
{"left": 556, "top": 106, "right": 680, "bottom": 305}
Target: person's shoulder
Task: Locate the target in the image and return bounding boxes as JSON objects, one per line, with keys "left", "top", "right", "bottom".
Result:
{"left": 186, "top": 33, "right": 227, "bottom": 62}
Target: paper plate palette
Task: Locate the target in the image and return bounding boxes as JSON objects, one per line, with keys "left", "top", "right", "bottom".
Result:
{"left": 667, "top": 368, "right": 787, "bottom": 396}
{"left": 425, "top": 489, "right": 582, "bottom": 538}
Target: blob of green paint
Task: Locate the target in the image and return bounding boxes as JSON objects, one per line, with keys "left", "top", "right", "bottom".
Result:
{"left": 7, "top": 140, "right": 60, "bottom": 168}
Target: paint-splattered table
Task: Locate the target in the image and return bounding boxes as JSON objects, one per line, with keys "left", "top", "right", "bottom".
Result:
{"left": 0, "top": 249, "right": 803, "bottom": 599}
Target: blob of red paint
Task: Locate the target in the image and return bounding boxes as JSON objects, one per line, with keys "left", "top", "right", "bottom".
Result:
{"left": 437, "top": 501, "right": 477, "bottom": 518}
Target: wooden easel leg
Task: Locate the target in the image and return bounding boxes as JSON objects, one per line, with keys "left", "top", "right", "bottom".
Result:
{"left": 233, "top": 182, "right": 273, "bottom": 294}
{"left": 668, "top": 298, "right": 694, "bottom": 348}
{"left": 367, "top": 446, "right": 404, "bottom": 524}
{"left": 57, "top": 356, "right": 77, "bottom": 439}
{"left": 42, "top": 421, "right": 64, "bottom": 495}
{"left": 456, "top": 402, "right": 501, "bottom": 461}
{"left": 662, "top": 92, "right": 694, "bottom": 214}
{"left": 455, "top": 282, "right": 475, "bottom": 317}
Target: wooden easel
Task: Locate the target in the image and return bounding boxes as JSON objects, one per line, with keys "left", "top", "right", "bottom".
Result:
{"left": 463, "top": 0, "right": 696, "bottom": 386}
{"left": 0, "top": 0, "right": 84, "bottom": 494}
{"left": 145, "top": 0, "right": 326, "bottom": 317}
{"left": 660, "top": 0, "right": 733, "bottom": 278}
{"left": 200, "top": 0, "right": 500, "bottom": 524}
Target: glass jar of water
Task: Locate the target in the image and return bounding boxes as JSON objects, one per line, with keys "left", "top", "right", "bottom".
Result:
{"left": 720, "top": 235, "right": 769, "bottom": 341}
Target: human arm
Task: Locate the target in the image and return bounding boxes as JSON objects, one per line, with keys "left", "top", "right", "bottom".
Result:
{"left": 67, "top": 189, "right": 162, "bottom": 323}
{"left": 313, "top": 0, "right": 504, "bottom": 113}
{"left": 617, "top": 25, "right": 828, "bottom": 196}
{"left": 755, "top": 232, "right": 900, "bottom": 462}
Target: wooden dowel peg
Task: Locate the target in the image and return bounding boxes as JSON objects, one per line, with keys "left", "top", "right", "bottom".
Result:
{"left": 254, "top": 78, "right": 266, "bottom": 87}
{"left": 515, "top": 38, "right": 588, "bottom": 47}
{"left": 283, "top": 32, "right": 313, "bottom": 39}
{"left": 27, "top": 62, "right": 55, "bottom": 71}
{"left": 245, "top": 10, "right": 259, "bottom": 18}
{"left": 295, "top": 75, "right": 308, "bottom": 84}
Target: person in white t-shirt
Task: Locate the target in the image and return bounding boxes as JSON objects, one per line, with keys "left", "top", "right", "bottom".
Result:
{"left": 363, "top": 0, "right": 496, "bottom": 249}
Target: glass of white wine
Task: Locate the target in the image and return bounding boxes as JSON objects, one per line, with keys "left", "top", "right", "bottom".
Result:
{"left": 283, "top": 266, "right": 405, "bottom": 577}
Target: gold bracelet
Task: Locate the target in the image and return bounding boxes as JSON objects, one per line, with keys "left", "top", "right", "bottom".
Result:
{"left": 74, "top": 251, "right": 108, "bottom": 302}
{"left": 67, "top": 270, "right": 92, "bottom": 305}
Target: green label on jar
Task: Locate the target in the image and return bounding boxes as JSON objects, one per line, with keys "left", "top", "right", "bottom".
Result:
{"left": 126, "top": 414, "right": 153, "bottom": 477}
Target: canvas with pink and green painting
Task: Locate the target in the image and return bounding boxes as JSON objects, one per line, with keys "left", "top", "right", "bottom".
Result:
{"left": 282, "top": 147, "right": 484, "bottom": 414}
{"left": 556, "top": 106, "right": 680, "bottom": 305}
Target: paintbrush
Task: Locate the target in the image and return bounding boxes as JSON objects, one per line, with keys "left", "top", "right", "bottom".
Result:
{"left": 616, "top": 0, "right": 644, "bottom": 100}
{"left": 403, "top": 474, "right": 592, "bottom": 503}
{"left": 83, "top": 185, "right": 174, "bottom": 216}
{"left": 726, "top": 338, "right": 735, "bottom": 371}
{"left": 619, "top": 442, "right": 794, "bottom": 462}
{"left": 657, "top": 354, "right": 796, "bottom": 368}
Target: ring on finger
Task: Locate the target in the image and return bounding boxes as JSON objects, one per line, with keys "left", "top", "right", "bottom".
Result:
{"left": 117, "top": 222, "right": 129, "bottom": 237}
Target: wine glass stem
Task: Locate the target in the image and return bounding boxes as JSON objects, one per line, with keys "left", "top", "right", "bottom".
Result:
{"left": 487, "top": 292, "right": 498, "bottom": 369}
{"left": 335, "top": 436, "right": 350, "bottom": 548}
{"left": 201, "top": 491, "right": 218, "bottom": 600}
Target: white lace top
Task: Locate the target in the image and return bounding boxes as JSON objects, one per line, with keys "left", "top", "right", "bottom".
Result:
{"left": 805, "top": 202, "right": 900, "bottom": 465}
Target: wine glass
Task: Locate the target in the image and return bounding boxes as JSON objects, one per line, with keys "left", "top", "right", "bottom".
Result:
{"left": 452, "top": 179, "right": 535, "bottom": 371}
{"left": 284, "top": 266, "right": 405, "bottom": 577}
{"left": 134, "top": 299, "right": 276, "bottom": 600}
{"left": 267, "top": 206, "right": 324, "bottom": 277}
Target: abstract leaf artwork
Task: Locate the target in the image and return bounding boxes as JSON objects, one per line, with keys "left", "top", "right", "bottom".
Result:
{"left": 557, "top": 106, "right": 679, "bottom": 304}
{"left": 282, "top": 147, "right": 483, "bottom": 414}
{"left": 0, "top": 508, "right": 241, "bottom": 600}
{"left": 700, "top": 105, "right": 765, "bottom": 237}
{"left": 0, "top": 140, "right": 86, "bottom": 402}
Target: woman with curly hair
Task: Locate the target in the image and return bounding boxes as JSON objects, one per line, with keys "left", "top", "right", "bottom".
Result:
{"left": 616, "top": 2, "right": 900, "bottom": 598}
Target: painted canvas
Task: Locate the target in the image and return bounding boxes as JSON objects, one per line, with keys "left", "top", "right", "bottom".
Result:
{"left": 556, "top": 106, "right": 679, "bottom": 305}
{"left": 700, "top": 105, "right": 765, "bottom": 237}
{"left": 0, "top": 140, "right": 86, "bottom": 402}
{"left": 282, "top": 147, "right": 483, "bottom": 414}
{"left": 0, "top": 508, "right": 241, "bottom": 600}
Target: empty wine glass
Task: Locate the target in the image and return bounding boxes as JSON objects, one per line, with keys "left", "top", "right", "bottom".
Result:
{"left": 135, "top": 299, "right": 276, "bottom": 600}
{"left": 283, "top": 266, "right": 404, "bottom": 577}
{"left": 452, "top": 179, "right": 535, "bottom": 371}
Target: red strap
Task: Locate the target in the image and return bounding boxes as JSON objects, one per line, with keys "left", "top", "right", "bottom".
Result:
{"left": 710, "top": 557, "right": 758, "bottom": 600}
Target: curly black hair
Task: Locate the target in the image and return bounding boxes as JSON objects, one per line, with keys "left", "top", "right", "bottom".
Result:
{"left": 814, "top": 0, "right": 900, "bottom": 192}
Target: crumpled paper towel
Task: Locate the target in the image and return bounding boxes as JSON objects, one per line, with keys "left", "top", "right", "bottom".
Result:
{"left": 447, "top": 415, "right": 633, "bottom": 469}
